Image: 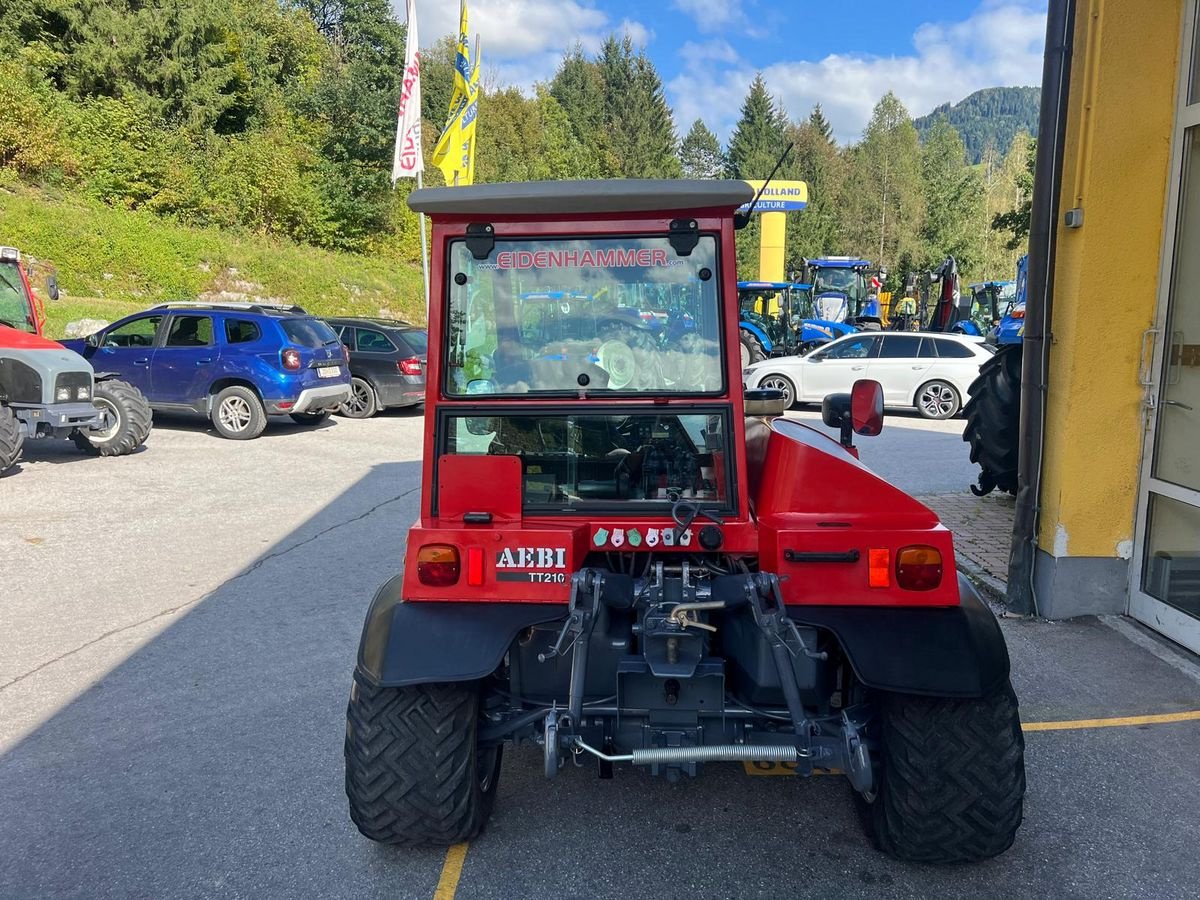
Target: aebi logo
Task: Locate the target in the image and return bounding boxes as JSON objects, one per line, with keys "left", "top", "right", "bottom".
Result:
{"left": 495, "top": 547, "right": 567, "bottom": 570}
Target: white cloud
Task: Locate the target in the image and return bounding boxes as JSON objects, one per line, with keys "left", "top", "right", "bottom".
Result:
{"left": 668, "top": 2, "right": 1046, "bottom": 145}
{"left": 672, "top": 0, "right": 746, "bottom": 34}
{"left": 409, "top": 0, "right": 652, "bottom": 91}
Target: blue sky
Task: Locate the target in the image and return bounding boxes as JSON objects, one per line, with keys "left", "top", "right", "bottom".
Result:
{"left": 411, "top": 1, "right": 1047, "bottom": 144}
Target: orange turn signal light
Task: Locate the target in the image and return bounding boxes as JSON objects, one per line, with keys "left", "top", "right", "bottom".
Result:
{"left": 868, "top": 549, "right": 891, "bottom": 588}
{"left": 417, "top": 544, "right": 460, "bottom": 586}
{"left": 896, "top": 546, "right": 943, "bottom": 591}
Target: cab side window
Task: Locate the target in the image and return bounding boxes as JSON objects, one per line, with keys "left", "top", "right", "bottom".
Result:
{"left": 878, "top": 335, "right": 922, "bottom": 358}
{"left": 104, "top": 315, "right": 163, "bottom": 347}
{"left": 225, "top": 318, "right": 261, "bottom": 344}
{"left": 356, "top": 329, "right": 395, "bottom": 352}
{"left": 933, "top": 339, "right": 974, "bottom": 358}
{"left": 165, "top": 315, "right": 213, "bottom": 347}
{"left": 822, "top": 335, "right": 877, "bottom": 360}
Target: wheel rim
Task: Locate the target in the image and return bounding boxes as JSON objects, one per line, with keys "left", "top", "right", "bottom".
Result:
{"left": 760, "top": 376, "right": 793, "bottom": 407}
{"left": 346, "top": 381, "right": 372, "bottom": 414}
{"left": 920, "top": 383, "right": 956, "bottom": 417}
{"left": 219, "top": 396, "right": 252, "bottom": 432}
{"left": 740, "top": 341, "right": 750, "bottom": 368}
{"left": 90, "top": 397, "right": 121, "bottom": 441}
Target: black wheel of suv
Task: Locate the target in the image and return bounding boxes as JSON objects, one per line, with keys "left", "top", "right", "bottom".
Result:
{"left": 858, "top": 680, "right": 1025, "bottom": 863}
{"left": 914, "top": 380, "right": 961, "bottom": 419}
{"left": 338, "top": 377, "right": 378, "bottom": 419}
{"left": 345, "top": 676, "right": 502, "bottom": 846}
{"left": 962, "top": 344, "right": 1022, "bottom": 495}
{"left": 739, "top": 331, "right": 766, "bottom": 368}
{"left": 211, "top": 385, "right": 267, "bottom": 440}
{"left": 289, "top": 410, "right": 331, "bottom": 426}
{"left": 0, "top": 404, "right": 24, "bottom": 474}
{"left": 72, "top": 380, "right": 152, "bottom": 457}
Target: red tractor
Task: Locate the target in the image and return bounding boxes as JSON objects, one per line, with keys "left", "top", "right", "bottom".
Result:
{"left": 1, "top": 246, "right": 151, "bottom": 474}
{"left": 344, "top": 181, "right": 1025, "bottom": 863}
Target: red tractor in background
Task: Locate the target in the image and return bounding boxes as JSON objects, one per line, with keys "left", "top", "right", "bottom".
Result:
{"left": 1, "top": 246, "right": 151, "bottom": 475}
{"left": 344, "top": 181, "right": 1025, "bottom": 863}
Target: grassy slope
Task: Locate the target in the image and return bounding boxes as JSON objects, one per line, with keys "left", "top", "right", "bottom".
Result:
{"left": 0, "top": 182, "right": 425, "bottom": 338}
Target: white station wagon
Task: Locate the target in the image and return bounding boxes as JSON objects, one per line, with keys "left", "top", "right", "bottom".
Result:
{"left": 743, "top": 331, "right": 994, "bottom": 419}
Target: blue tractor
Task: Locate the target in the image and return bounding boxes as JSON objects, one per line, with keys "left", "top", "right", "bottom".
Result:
{"left": 990, "top": 254, "right": 1028, "bottom": 345}
{"left": 736, "top": 280, "right": 856, "bottom": 365}
{"left": 802, "top": 257, "right": 883, "bottom": 330}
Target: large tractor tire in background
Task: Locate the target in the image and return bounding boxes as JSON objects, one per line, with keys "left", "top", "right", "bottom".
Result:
{"left": 0, "top": 405, "right": 24, "bottom": 474}
{"left": 963, "top": 345, "right": 1022, "bottom": 496}
{"left": 739, "top": 330, "right": 767, "bottom": 368}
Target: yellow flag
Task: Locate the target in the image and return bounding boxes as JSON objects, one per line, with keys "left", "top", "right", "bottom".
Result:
{"left": 432, "top": 0, "right": 472, "bottom": 184}
{"left": 458, "top": 50, "right": 480, "bottom": 185}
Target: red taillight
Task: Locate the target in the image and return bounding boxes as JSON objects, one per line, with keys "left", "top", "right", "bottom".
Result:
{"left": 896, "top": 546, "right": 943, "bottom": 591}
{"left": 281, "top": 348, "right": 302, "bottom": 370}
{"left": 417, "top": 544, "right": 460, "bottom": 586}
{"left": 342, "top": 344, "right": 352, "bottom": 359}
{"left": 868, "top": 549, "right": 890, "bottom": 588}
{"left": 398, "top": 357, "right": 422, "bottom": 376}
{"left": 466, "top": 546, "right": 484, "bottom": 586}
{"left": 1010, "top": 308, "right": 1025, "bottom": 320}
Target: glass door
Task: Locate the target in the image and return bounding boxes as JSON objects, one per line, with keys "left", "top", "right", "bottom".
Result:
{"left": 1131, "top": 1, "right": 1200, "bottom": 653}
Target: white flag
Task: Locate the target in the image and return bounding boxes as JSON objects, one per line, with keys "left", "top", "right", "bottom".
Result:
{"left": 391, "top": 0, "right": 423, "bottom": 182}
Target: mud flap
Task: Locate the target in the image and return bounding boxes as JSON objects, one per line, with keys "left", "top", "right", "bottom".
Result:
{"left": 356, "top": 574, "right": 567, "bottom": 687}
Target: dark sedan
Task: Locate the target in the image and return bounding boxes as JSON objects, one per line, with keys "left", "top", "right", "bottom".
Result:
{"left": 325, "top": 317, "right": 427, "bottom": 418}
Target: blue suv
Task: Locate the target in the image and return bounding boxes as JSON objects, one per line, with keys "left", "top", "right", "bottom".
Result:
{"left": 62, "top": 303, "right": 352, "bottom": 440}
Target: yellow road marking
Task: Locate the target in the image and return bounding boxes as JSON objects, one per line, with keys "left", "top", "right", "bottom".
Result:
{"left": 433, "top": 842, "right": 469, "bottom": 900}
{"left": 1022, "top": 709, "right": 1200, "bottom": 732}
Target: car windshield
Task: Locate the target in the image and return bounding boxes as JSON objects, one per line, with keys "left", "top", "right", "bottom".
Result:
{"left": 282, "top": 318, "right": 339, "bottom": 347}
{"left": 0, "top": 264, "right": 34, "bottom": 333}
{"left": 445, "top": 235, "right": 723, "bottom": 396}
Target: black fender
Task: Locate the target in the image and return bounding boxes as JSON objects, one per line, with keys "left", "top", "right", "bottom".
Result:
{"left": 356, "top": 574, "right": 566, "bottom": 687}
{"left": 792, "top": 574, "right": 1010, "bottom": 698}
{"left": 92, "top": 371, "right": 121, "bottom": 382}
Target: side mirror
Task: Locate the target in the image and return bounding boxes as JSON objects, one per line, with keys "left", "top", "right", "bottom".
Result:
{"left": 47, "top": 274, "right": 60, "bottom": 301}
{"left": 465, "top": 379, "right": 496, "bottom": 395}
{"left": 744, "top": 387, "right": 786, "bottom": 418}
{"left": 850, "top": 378, "right": 884, "bottom": 436}
{"left": 85, "top": 332, "right": 101, "bottom": 348}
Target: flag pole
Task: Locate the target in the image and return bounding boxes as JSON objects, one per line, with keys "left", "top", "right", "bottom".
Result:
{"left": 417, "top": 171, "right": 429, "bottom": 319}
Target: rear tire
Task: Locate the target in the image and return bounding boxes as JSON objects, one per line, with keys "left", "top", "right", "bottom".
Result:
{"left": 859, "top": 681, "right": 1025, "bottom": 863}
{"left": 915, "top": 380, "right": 960, "bottom": 419}
{"left": 337, "top": 377, "right": 378, "bottom": 419}
{"left": 739, "top": 331, "right": 766, "bottom": 368}
{"left": 345, "top": 677, "right": 502, "bottom": 846}
{"left": 72, "top": 380, "right": 151, "bottom": 457}
{"left": 211, "top": 385, "right": 267, "bottom": 440}
{"left": 0, "top": 404, "right": 23, "bottom": 473}
{"left": 963, "top": 345, "right": 1022, "bottom": 495}
{"left": 289, "top": 410, "right": 331, "bottom": 426}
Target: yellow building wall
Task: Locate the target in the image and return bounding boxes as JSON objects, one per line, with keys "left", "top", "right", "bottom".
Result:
{"left": 1038, "top": 0, "right": 1184, "bottom": 560}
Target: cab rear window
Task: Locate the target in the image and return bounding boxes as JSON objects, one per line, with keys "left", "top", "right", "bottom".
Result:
{"left": 281, "top": 318, "right": 339, "bottom": 347}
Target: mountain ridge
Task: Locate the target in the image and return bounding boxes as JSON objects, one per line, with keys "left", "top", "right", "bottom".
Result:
{"left": 915, "top": 86, "right": 1041, "bottom": 163}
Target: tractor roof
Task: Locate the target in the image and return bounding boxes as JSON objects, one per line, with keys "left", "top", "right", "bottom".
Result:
{"left": 408, "top": 179, "right": 756, "bottom": 217}
{"left": 969, "top": 280, "right": 1015, "bottom": 289}
{"left": 806, "top": 257, "right": 871, "bottom": 268}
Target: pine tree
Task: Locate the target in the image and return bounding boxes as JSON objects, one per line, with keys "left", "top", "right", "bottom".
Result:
{"left": 919, "top": 117, "right": 984, "bottom": 271}
{"left": 844, "top": 91, "right": 923, "bottom": 274}
{"left": 679, "top": 119, "right": 725, "bottom": 179}
{"left": 809, "top": 104, "right": 834, "bottom": 144}
{"left": 549, "top": 45, "right": 605, "bottom": 151}
{"left": 727, "top": 74, "right": 785, "bottom": 180}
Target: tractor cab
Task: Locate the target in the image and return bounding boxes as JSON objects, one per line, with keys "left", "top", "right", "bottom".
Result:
{"left": 737, "top": 280, "right": 855, "bottom": 360}
{"left": 968, "top": 280, "right": 1015, "bottom": 335}
{"left": 343, "top": 179, "right": 1024, "bottom": 865}
{"left": 0, "top": 246, "right": 49, "bottom": 336}
{"left": 802, "top": 257, "right": 881, "bottom": 329}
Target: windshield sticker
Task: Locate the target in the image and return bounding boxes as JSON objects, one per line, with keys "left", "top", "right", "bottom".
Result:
{"left": 487, "top": 248, "right": 677, "bottom": 271}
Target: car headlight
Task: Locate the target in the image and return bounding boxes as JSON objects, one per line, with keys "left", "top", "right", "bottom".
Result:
{"left": 56, "top": 387, "right": 71, "bottom": 401}
{"left": 77, "top": 386, "right": 90, "bottom": 400}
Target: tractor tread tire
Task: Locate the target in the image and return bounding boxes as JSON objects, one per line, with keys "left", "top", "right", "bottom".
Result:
{"left": 0, "top": 405, "right": 24, "bottom": 474}
{"left": 72, "top": 380, "right": 152, "bottom": 457}
{"left": 345, "top": 677, "right": 500, "bottom": 847}
{"left": 864, "top": 681, "right": 1025, "bottom": 863}
{"left": 740, "top": 331, "right": 767, "bottom": 367}
{"left": 962, "top": 345, "right": 1021, "bottom": 495}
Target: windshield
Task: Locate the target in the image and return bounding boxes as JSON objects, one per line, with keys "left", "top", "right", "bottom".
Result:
{"left": 814, "top": 268, "right": 858, "bottom": 295}
{"left": 0, "top": 263, "right": 35, "bottom": 333}
{"left": 445, "top": 235, "right": 723, "bottom": 396}
{"left": 445, "top": 411, "right": 731, "bottom": 513}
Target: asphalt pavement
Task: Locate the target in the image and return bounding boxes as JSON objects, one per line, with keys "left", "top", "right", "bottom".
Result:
{"left": 2, "top": 409, "right": 1199, "bottom": 899}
